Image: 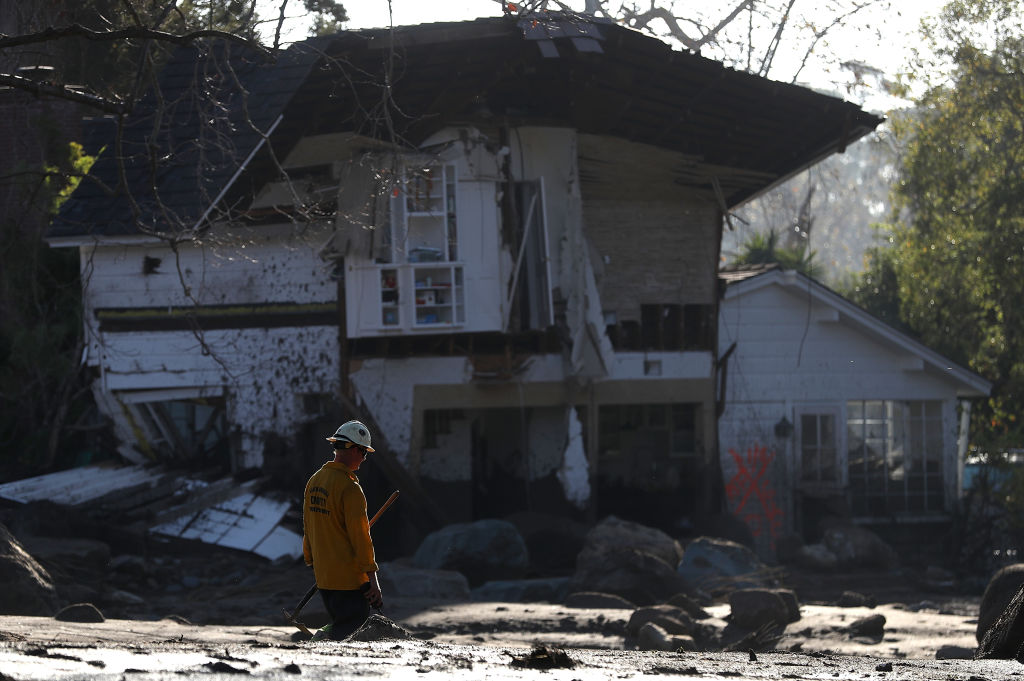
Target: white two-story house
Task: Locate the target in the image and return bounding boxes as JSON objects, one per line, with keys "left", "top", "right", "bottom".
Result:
{"left": 49, "top": 15, "right": 882, "bottom": 546}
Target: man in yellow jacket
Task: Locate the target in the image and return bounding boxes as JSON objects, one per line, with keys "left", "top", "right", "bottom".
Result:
{"left": 303, "top": 419, "right": 383, "bottom": 640}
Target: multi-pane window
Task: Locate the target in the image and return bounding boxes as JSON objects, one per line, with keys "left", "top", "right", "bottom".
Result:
{"left": 598, "top": 403, "right": 698, "bottom": 458}
{"left": 799, "top": 411, "right": 838, "bottom": 486}
{"left": 847, "top": 400, "right": 944, "bottom": 516}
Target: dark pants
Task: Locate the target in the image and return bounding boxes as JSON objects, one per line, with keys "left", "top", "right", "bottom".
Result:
{"left": 319, "top": 588, "right": 369, "bottom": 640}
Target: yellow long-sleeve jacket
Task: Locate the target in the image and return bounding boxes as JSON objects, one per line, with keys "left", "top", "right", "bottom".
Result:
{"left": 302, "top": 461, "right": 378, "bottom": 590}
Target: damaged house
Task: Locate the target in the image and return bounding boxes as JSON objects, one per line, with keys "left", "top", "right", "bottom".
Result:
{"left": 47, "top": 15, "right": 882, "bottom": 550}
{"left": 717, "top": 267, "right": 991, "bottom": 560}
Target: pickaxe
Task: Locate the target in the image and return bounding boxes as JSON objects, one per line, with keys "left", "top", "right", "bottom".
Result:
{"left": 283, "top": 489, "right": 400, "bottom": 636}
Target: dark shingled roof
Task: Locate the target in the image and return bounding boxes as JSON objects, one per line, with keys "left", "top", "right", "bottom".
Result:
{"left": 51, "top": 15, "right": 883, "bottom": 239}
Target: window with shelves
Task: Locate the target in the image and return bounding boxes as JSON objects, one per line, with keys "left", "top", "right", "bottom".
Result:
{"left": 413, "top": 264, "right": 464, "bottom": 327}
{"left": 379, "top": 268, "right": 399, "bottom": 327}
{"left": 391, "top": 163, "right": 458, "bottom": 264}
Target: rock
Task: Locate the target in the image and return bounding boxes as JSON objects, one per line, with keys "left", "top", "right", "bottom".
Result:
{"left": 666, "top": 592, "right": 711, "bottom": 619}
{"left": 636, "top": 621, "right": 696, "bottom": 652}
{"left": 563, "top": 592, "right": 636, "bottom": 609}
{"left": 692, "top": 512, "right": 757, "bottom": 550}
{"left": 625, "top": 605, "right": 694, "bottom": 639}
{"left": 471, "top": 577, "right": 569, "bottom": 603}
{"left": 509, "top": 645, "right": 575, "bottom": 669}
{"left": 797, "top": 543, "right": 839, "bottom": 571}
{"left": 977, "top": 563, "right": 1024, "bottom": 643}
{"left": 377, "top": 562, "right": 470, "bottom": 600}
{"left": 677, "top": 536, "right": 773, "bottom": 594}
{"left": 935, "top": 645, "right": 974, "bottom": 659}
{"left": 411, "top": 520, "right": 528, "bottom": 586}
{"left": 847, "top": 613, "right": 886, "bottom": 638}
{"left": 0, "top": 523, "right": 58, "bottom": 615}
{"left": 109, "top": 555, "right": 149, "bottom": 579}
{"left": 347, "top": 614, "right": 411, "bottom": 641}
{"left": 728, "top": 589, "right": 791, "bottom": 630}
{"left": 504, "top": 511, "right": 589, "bottom": 572}
{"left": 836, "top": 591, "right": 876, "bottom": 608}
{"left": 769, "top": 588, "right": 801, "bottom": 623}
{"left": 567, "top": 547, "right": 689, "bottom": 606}
{"left": 822, "top": 524, "right": 898, "bottom": 570}
{"left": 577, "top": 516, "right": 683, "bottom": 568}
{"left": 976, "top": 584, "right": 1024, "bottom": 660}
{"left": 54, "top": 603, "right": 105, "bottom": 623}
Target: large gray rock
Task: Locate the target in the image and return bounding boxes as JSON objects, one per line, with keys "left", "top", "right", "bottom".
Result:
{"left": 976, "top": 585, "right": 1024, "bottom": 662}
{"left": 728, "top": 589, "right": 792, "bottom": 630}
{"left": 625, "top": 605, "right": 694, "bottom": 638}
{"left": 977, "top": 564, "right": 1024, "bottom": 643}
{"left": 504, "top": 511, "right": 589, "bottom": 572}
{"left": 563, "top": 592, "right": 636, "bottom": 609}
{"left": 568, "top": 547, "right": 689, "bottom": 606}
{"left": 677, "top": 536, "right": 773, "bottom": 594}
{"left": 0, "top": 523, "right": 59, "bottom": 616}
{"left": 636, "top": 622, "right": 696, "bottom": 652}
{"left": 577, "top": 516, "right": 683, "bottom": 568}
{"left": 412, "top": 519, "right": 528, "bottom": 586}
{"left": 821, "top": 524, "right": 898, "bottom": 569}
{"left": 377, "top": 561, "right": 471, "bottom": 600}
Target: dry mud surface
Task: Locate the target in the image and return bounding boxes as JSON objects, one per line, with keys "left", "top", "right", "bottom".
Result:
{"left": 0, "top": 594, "right": 1015, "bottom": 681}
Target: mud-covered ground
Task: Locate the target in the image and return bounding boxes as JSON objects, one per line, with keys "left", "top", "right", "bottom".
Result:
{"left": 1, "top": 544, "right": 1010, "bottom": 681}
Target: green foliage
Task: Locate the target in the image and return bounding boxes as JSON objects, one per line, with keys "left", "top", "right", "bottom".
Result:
{"left": 851, "top": 0, "right": 1024, "bottom": 452}
{"left": 731, "top": 228, "right": 820, "bottom": 278}
{"left": 303, "top": 0, "right": 349, "bottom": 36}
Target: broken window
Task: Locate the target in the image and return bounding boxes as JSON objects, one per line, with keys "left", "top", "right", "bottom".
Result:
{"left": 596, "top": 402, "right": 702, "bottom": 530}
{"left": 423, "top": 408, "right": 463, "bottom": 449}
{"left": 129, "top": 396, "right": 230, "bottom": 468}
{"left": 606, "top": 304, "right": 713, "bottom": 351}
{"left": 847, "top": 400, "right": 944, "bottom": 516}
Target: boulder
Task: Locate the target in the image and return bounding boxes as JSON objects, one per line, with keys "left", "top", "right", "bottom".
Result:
{"left": 847, "top": 613, "right": 886, "bottom": 638}
{"left": 821, "top": 524, "right": 898, "bottom": 570}
{"left": 568, "top": 547, "right": 689, "bottom": 606}
{"left": 563, "top": 592, "right": 636, "bottom": 609}
{"left": 666, "top": 592, "right": 712, "bottom": 619}
{"left": 412, "top": 519, "right": 529, "bottom": 586}
{"left": 977, "top": 563, "right": 1024, "bottom": 643}
{"left": 836, "top": 591, "right": 876, "bottom": 608}
{"left": 377, "top": 561, "right": 471, "bottom": 600}
{"left": 728, "top": 589, "right": 791, "bottom": 630}
{"left": 636, "top": 622, "right": 696, "bottom": 652}
{"left": 677, "top": 536, "right": 773, "bottom": 594}
{"left": 471, "top": 577, "right": 569, "bottom": 603}
{"left": 769, "top": 588, "right": 801, "bottom": 623}
{"left": 625, "top": 605, "right": 694, "bottom": 638}
{"left": 504, "top": 511, "right": 589, "bottom": 572}
{"left": 976, "top": 584, "right": 1024, "bottom": 660}
{"left": 55, "top": 603, "right": 105, "bottom": 623}
{"left": 576, "top": 516, "right": 683, "bottom": 568}
{"left": 0, "top": 523, "right": 58, "bottom": 615}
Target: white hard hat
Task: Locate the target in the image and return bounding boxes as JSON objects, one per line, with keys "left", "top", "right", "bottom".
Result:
{"left": 326, "top": 420, "right": 375, "bottom": 452}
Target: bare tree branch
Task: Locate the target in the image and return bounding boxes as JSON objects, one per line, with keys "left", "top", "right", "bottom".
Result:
{"left": 0, "top": 23, "right": 272, "bottom": 57}
{"left": 0, "top": 72, "right": 126, "bottom": 113}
